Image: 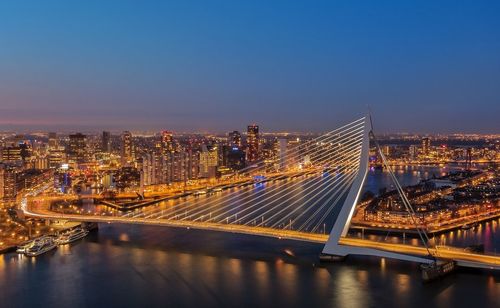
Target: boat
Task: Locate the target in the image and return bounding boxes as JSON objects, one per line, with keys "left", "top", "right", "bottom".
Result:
{"left": 420, "top": 260, "right": 456, "bottom": 282}
{"left": 56, "top": 228, "right": 89, "bottom": 245}
{"left": 16, "top": 236, "right": 50, "bottom": 254}
{"left": 16, "top": 241, "right": 34, "bottom": 254}
{"left": 194, "top": 190, "right": 207, "bottom": 196}
{"left": 25, "top": 237, "right": 57, "bottom": 257}
{"left": 461, "top": 224, "right": 472, "bottom": 230}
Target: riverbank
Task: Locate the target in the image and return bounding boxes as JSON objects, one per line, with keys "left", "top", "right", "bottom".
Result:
{"left": 0, "top": 221, "right": 92, "bottom": 255}
{"left": 351, "top": 211, "right": 500, "bottom": 237}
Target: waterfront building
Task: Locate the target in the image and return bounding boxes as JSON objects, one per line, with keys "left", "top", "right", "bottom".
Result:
{"left": 222, "top": 145, "right": 246, "bottom": 171}
{"left": 246, "top": 124, "right": 259, "bottom": 162}
{"left": 421, "top": 137, "right": 430, "bottom": 156}
{"left": 409, "top": 145, "right": 418, "bottom": 160}
{"left": 274, "top": 138, "right": 288, "bottom": 170}
{"left": 199, "top": 145, "right": 218, "bottom": 178}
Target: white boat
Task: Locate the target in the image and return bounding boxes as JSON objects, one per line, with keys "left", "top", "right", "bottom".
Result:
{"left": 25, "top": 237, "right": 57, "bottom": 257}
{"left": 56, "top": 228, "right": 89, "bottom": 245}
{"left": 16, "top": 236, "right": 50, "bottom": 254}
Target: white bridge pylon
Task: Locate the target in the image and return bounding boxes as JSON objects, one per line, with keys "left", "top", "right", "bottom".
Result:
{"left": 322, "top": 116, "right": 432, "bottom": 263}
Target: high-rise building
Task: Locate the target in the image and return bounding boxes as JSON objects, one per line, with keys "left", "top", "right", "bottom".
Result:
{"left": 67, "top": 133, "right": 87, "bottom": 164}
{"left": 141, "top": 150, "right": 197, "bottom": 186}
{"left": 122, "top": 131, "right": 133, "bottom": 164}
{"left": 246, "top": 124, "right": 259, "bottom": 162}
{"left": 102, "top": 131, "right": 111, "bottom": 153}
{"left": 409, "top": 145, "right": 418, "bottom": 160}
{"left": 48, "top": 132, "right": 58, "bottom": 149}
{"left": 222, "top": 145, "right": 246, "bottom": 171}
{"left": 228, "top": 131, "right": 242, "bottom": 147}
{"left": 0, "top": 164, "right": 17, "bottom": 202}
{"left": 275, "top": 138, "right": 288, "bottom": 170}
{"left": 199, "top": 145, "right": 219, "bottom": 178}
{"left": 161, "top": 131, "right": 174, "bottom": 154}
{"left": 421, "top": 137, "right": 430, "bottom": 156}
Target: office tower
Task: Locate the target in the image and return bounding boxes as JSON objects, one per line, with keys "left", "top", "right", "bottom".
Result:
{"left": 48, "top": 132, "right": 58, "bottom": 149}
{"left": 228, "top": 131, "right": 242, "bottom": 147}
{"left": 246, "top": 124, "right": 259, "bottom": 162}
{"left": 222, "top": 145, "right": 246, "bottom": 171}
{"left": 102, "top": 131, "right": 111, "bottom": 153}
{"left": 122, "top": 131, "right": 133, "bottom": 164}
{"left": 421, "top": 137, "right": 430, "bottom": 156}
{"left": 67, "top": 133, "right": 87, "bottom": 163}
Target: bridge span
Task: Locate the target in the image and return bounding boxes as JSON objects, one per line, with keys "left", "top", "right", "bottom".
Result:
{"left": 23, "top": 205, "right": 500, "bottom": 271}
{"left": 20, "top": 116, "right": 500, "bottom": 272}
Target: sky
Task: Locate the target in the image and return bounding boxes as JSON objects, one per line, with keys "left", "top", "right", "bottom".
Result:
{"left": 0, "top": 0, "right": 499, "bottom": 133}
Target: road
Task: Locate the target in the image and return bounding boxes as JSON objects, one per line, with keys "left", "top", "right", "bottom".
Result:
{"left": 23, "top": 203, "right": 500, "bottom": 270}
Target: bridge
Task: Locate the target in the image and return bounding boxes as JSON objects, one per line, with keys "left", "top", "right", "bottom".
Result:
{"left": 21, "top": 116, "right": 500, "bottom": 271}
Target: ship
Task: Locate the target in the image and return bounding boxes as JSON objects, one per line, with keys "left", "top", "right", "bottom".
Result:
{"left": 420, "top": 260, "right": 456, "bottom": 282}
{"left": 56, "top": 228, "right": 89, "bottom": 245}
{"left": 24, "top": 237, "right": 57, "bottom": 257}
{"left": 16, "top": 236, "right": 51, "bottom": 254}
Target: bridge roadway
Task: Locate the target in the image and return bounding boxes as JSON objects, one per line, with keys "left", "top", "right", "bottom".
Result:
{"left": 24, "top": 207, "right": 500, "bottom": 270}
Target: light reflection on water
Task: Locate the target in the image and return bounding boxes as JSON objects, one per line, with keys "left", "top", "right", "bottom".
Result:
{"left": 0, "top": 224, "right": 499, "bottom": 307}
{"left": 3, "top": 164, "right": 499, "bottom": 306}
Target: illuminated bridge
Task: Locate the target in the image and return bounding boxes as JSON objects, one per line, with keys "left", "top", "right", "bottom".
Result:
{"left": 22, "top": 117, "right": 500, "bottom": 271}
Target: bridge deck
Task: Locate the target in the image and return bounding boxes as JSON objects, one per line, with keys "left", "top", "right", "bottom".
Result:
{"left": 25, "top": 208, "right": 500, "bottom": 270}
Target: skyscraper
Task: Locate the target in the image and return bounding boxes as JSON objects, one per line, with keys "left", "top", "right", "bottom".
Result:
{"left": 48, "top": 132, "right": 58, "bottom": 149}
{"left": 102, "top": 131, "right": 111, "bottom": 153}
{"left": 246, "top": 124, "right": 259, "bottom": 162}
{"left": 67, "top": 133, "right": 87, "bottom": 163}
{"left": 122, "top": 131, "right": 133, "bottom": 164}
{"left": 422, "top": 137, "right": 430, "bottom": 156}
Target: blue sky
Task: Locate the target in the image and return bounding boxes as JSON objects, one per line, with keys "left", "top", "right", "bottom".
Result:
{"left": 0, "top": 0, "right": 499, "bottom": 133}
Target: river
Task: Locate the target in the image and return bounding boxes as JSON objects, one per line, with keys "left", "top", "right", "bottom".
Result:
{"left": 1, "top": 166, "right": 499, "bottom": 307}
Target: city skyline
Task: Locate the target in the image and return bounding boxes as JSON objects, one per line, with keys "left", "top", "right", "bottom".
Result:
{"left": 1, "top": 1, "right": 500, "bottom": 133}
{"left": 2, "top": 2, "right": 500, "bottom": 306}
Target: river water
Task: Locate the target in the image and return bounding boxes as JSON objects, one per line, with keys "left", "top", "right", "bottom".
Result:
{"left": 1, "top": 166, "right": 499, "bottom": 307}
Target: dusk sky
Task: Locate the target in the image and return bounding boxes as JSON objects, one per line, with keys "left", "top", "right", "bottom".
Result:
{"left": 0, "top": 1, "right": 499, "bottom": 133}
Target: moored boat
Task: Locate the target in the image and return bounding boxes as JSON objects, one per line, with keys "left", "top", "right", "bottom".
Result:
{"left": 25, "top": 237, "right": 57, "bottom": 257}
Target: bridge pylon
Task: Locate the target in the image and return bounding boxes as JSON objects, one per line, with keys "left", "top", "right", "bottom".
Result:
{"left": 321, "top": 116, "right": 433, "bottom": 264}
